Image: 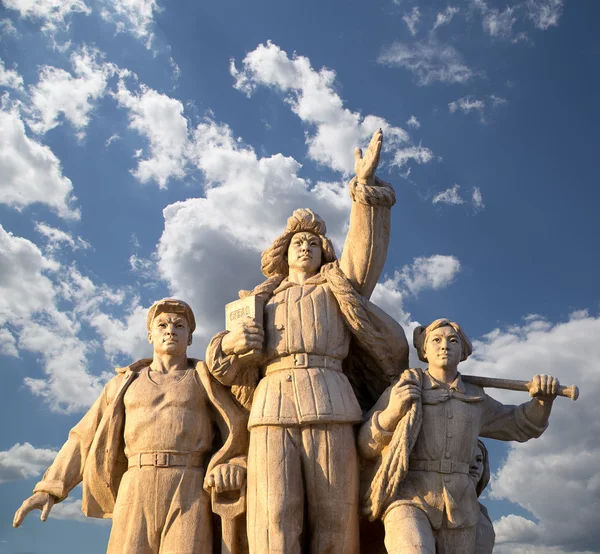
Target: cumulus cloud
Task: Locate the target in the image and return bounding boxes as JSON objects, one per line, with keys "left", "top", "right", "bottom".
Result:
{"left": 26, "top": 46, "right": 116, "bottom": 136}
{"left": 378, "top": 38, "right": 475, "bottom": 86}
{"left": 402, "top": 7, "right": 420, "bottom": 36}
{"left": 1, "top": 0, "right": 91, "bottom": 35}
{"left": 433, "top": 6, "right": 460, "bottom": 30}
{"left": 0, "top": 442, "right": 57, "bottom": 483}
{"left": 371, "top": 254, "right": 461, "bottom": 366}
{"left": 527, "top": 0, "right": 563, "bottom": 30}
{"left": 99, "top": 0, "right": 161, "bottom": 48}
{"left": 0, "top": 226, "right": 136, "bottom": 411}
{"left": 406, "top": 115, "right": 420, "bottom": 129}
{"left": 113, "top": 79, "right": 188, "bottom": 187}
{"left": 50, "top": 496, "right": 109, "bottom": 524}
{"left": 231, "top": 41, "right": 432, "bottom": 174}
{"left": 460, "top": 313, "right": 600, "bottom": 553}
{"left": 0, "top": 326, "right": 18, "bottom": 356}
{"left": 156, "top": 116, "right": 355, "bottom": 345}
{"left": 0, "top": 102, "right": 79, "bottom": 219}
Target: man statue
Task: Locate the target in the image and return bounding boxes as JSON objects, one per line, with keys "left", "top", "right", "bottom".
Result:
{"left": 206, "top": 130, "right": 409, "bottom": 554}
{"left": 13, "top": 298, "right": 249, "bottom": 554}
{"left": 358, "top": 318, "right": 559, "bottom": 554}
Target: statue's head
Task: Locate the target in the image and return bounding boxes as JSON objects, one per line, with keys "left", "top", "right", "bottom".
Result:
{"left": 146, "top": 298, "right": 196, "bottom": 354}
{"left": 261, "top": 209, "right": 337, "bottom": 278}
{"left": 413, "top": 318, "right": 473, "bottom": 365}
{"left": 470, "top": 439, "right": 490, "bottom": 497}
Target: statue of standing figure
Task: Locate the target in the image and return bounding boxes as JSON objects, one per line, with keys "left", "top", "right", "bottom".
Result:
{"left": 358, "top": 318, "right": 560, "bottom": 554}
{"left": 13, "top": 299, "right": 249, "bottom": 554}
{"left": 207, "top": 130, "right": 409, "bottom": 554}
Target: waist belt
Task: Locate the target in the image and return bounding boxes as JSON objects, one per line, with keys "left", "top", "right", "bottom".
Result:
{"left": 409, "top": 459, "right": 470, "bottom": 475}
{"left": 264, "top": 353, "right": 343, "bottom": 374}
{"left": 128, "top": 451, "right": 205, "bottom": 469}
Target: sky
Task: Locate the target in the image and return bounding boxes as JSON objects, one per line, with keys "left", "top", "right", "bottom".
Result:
{"left": 0, "top": 0, "right": 598, "bottom": 552}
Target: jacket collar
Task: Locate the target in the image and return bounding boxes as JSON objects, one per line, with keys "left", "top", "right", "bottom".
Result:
{"left": 423, "top": 370, "right": 466, "bottom": 393}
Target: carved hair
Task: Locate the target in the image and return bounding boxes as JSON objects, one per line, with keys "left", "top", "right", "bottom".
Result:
{"left": 413, "top": 318, "right": 473, "bottom": 363}
{"left": 475, "top": 439, "right": 490, "bottom": 498}
{"left": 260, "top": 208, "right": 337, "bottom": 277}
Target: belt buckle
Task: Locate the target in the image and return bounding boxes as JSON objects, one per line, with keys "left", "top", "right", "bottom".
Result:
{"left": 293, "top": 353, "right": 309, "bottom": 368}
{"left": 440, "top": 460, "right": 452, "bottom": 474}
{"left": 155, "top": 452, "right": 169, "bottom": 467}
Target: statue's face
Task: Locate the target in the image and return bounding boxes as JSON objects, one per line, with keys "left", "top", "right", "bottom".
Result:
{"left": 148, "top": 312, "right": 191, "bottom": 356}
{"left": 424, "top": 325, "right": 462, "bottom": 370}
{"left": 287, "top": 232, "right": 322, "bottom": 275}
{"left": 469, "top": 444, "right": 485, "bottom": 485}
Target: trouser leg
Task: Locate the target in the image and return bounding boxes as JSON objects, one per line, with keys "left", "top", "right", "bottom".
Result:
{"left": 159, "top": 467, "right": 212, "bottom": 554}
{"left": 247, "top": 425, "right": 304, "bottom": 554}
{"left": 435, "top": 519, "right": 476, "bottom": 554}
{"left": 107, "top": 468, "right": 158, "bottom": 554}
{"left": 302, "top": 424, "right": 359, "bottom": 554}
{"left": 382, "top": 505, "right": 436, "bottom": 554}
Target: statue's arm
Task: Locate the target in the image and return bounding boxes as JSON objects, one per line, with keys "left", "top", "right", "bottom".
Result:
{"left": 339, "top": 131, "right": 396, "bottom": 299}
{"left": 206, "top": 330, "right": 246, "bottom": 386}
{"left": 33, "top": 383, "right": 112, "bottom": 499}
{"left": 14, "top": 379, "right": 116, "bottom": 527}
{"left": 479, "top": 394, "right": 548, "bottom": 442}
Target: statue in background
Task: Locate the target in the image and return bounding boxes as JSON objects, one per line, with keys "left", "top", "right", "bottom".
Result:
{"left": 207, "top": 130, "right": 409, "bottom": 554}
{"left": 358, "top": 318, "right": 560, "bottom": 554}
{"left": 13, "top": 298, "right": 249, "bottom": 554}
{"left": 470, "top": 439, "right": 495, "bottom": 554}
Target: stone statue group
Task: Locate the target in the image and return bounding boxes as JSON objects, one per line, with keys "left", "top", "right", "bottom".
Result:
{"left": 13, "top": 131, "right": 569, "bottom": 553}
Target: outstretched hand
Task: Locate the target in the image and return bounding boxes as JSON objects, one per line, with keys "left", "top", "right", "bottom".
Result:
{"left": 13, "top": 492, "right": 55, "bottom": 528}
{"left": 354, "top": 129, "right": 383, "bottom": 185}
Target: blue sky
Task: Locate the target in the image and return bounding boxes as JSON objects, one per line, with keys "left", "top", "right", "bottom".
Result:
{"left": 0, "top": 0, "right": 598, "bottom": 552}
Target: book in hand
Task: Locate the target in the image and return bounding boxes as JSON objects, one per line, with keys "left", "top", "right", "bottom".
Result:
{"left": 225, "top": 296, "right": 264, "bottom": 358}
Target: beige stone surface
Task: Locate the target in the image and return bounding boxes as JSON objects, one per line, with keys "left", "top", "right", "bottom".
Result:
{"left": 358, "top": 318, "right": 561, "bottom": 553}
{"left": 207, "top": 130, "right": 409, "bottom": 554}
{"left": 13, "top": 298, "right": 249, "bottom": 554}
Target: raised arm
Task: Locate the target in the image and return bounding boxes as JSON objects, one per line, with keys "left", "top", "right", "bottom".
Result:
{"left": 339, "top": 130, "right": 396, "bottom": 298}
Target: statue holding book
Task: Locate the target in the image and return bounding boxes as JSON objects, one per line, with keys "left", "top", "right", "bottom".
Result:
{"left": 207, "top": 130, "right": 409, "bottom": 554}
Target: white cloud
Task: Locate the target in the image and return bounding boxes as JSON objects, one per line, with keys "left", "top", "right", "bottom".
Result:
{"left": 155, "top": 116, "right": 356, "bottom": 346}
{"left": 26, "top": 46, "right": 116, "bottom": 135}
{"left": 0, "top": 17, "right": 19, "bottom": 37}
{"left": 0, "top": 102, "right": 79, "bottom": 219}
{"left": 0, "top": 442, "right": 57, "bottom": 483}
{"left": 231, "top": 41, "right": 431, "bottom": 175}
{"left": 527, "top": 0, "right": 563, "bottom": 30}
{"left": 0, "top": 57, "right": 24, "bottom": 90}
{"left": 459, "top": 313, "right": 600, "bottom": 553}
{"left": 433, "top": 183, "right": 464, "bottom": 205}
{"left": 472, "top": 186, "right": 484, "bottom": 211}
{"left": 448, "top": 95, "right": 485, "bottom": 116}
{"left": 490, "top": 94, "right": 508, "bottom": 107}
{"left": 406, "top": 115, "right": 420, "bottom": 129}
{"left": 371, "top": 254, "right": 461, "bottom": 367}
{"left": 50, "top": 496, "right": 109, "bottom": 524}
{"left": 0, "top": 326, "right": 18, "bottom": 356}
{"left": 1, "top": 0, "right": 91, "bottom": 34}
{"left": 403, "top": 6, "right": 420, "bottom": 36}
{"left": 433, "top": 6, "right": 460, "bottom": 30}
{"left": 0, "top": 224, "right": 59, "bottom": 325}
{"left": 378, "top": 38, "right": 475, "bottom": 86}
{"left": 472, "top": 0, "right": 518, "bottom": 39}
{"left": 113, "top": 80, "right": 189, "bottom": 187}
{"left": 35, "top": 222, "right": 90, "bottom": 253}
{"left": 99, "top": 0, "right": 160, "bottom": 48}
